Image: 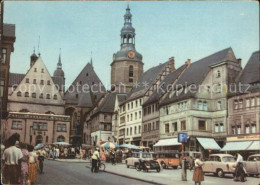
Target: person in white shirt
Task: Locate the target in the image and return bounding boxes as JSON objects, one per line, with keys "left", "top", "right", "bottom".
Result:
{"left": 234, "top": 153, "right": 247, "bottom": 182}
{"left": 2, "top": 135, "right": 23, "bottom": 184}
{"left": 91, "top": 148, "right": 100, "bottom": 173}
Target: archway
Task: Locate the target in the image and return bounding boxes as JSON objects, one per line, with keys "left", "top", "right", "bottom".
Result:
{"left": 36, "top": 135, "right": 43, "bottom": 145}
{"left": 57, "top": 135, "right": 65, "bottom": 142}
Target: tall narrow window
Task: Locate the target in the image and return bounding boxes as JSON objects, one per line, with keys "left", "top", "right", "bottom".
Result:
{"left": 239, "top": 99, "right": 243, "bottom": 109}
{"left": 197, "top": 101, "right": 202, "bottom": 110}
{"left": 251, "top": 124, "right": 256, "bottom": 133}
{"left": 237, "top": 125, "right": 241, "bottom": 134}
{"left": 1, "top": 48, "right": 7, "bottom": 64}
{"left": 219, "top": 123, "right": 224, "bottom": 132}
{"left": 232, "top": 126, "right": 236, "bottom": 135}
{"left": 33, "top": 79, "right": 37, "bottom": 84}
{"left": 246, "top": 98, "right": 250, "bottom": 107}
{"left": 251, "top": 98, "right": 255, "bottom": 107}
{"left": 26, "top": 78, "right": 29, "bottom": 83}
{"left": 215, "top": 124, "right": 219, "bottom": 132}
{"left": 203, "top": 101, "right": 207, "bottom": 111}
{"left": 172, "top": 122, "right": 177, "bottom": 132}
{"left": 129, "top": 65, "right": 133, "bottom": 82}
{"left": 234, "top": 100, "right": 238, "bottom": 110}
{"left": 40, "top": 80, "right": 44, "bottom": 85}
{"left": 165, "top": 123, "right": 169, "bottom": 133}
{"left": 245, "top": 125, "right": 250, "bottom": 134}
{"left": 181, "top": 121, "right": 186, "bottom": 130}
{"left": 217, "top": 101, "right": 222, "bottom": 110}
{"left": 198, "top": 120, "right": 206, "bottom": 131}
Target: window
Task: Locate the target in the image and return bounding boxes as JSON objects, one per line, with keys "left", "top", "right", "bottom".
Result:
{"left": 172, "top": 122, "right": 177, "bottom": 132}
{"left": 130, "top": 114, "right": 133, "bottom": 121}
{"left": 32, "top": 93, "right": 36, "bottom": 98}
{"left": 136, "top": 100, "right": 138, "bottom": 107}
{"left": 257, "top": 97, "right": 260, "bottom": 106}
{"left": 57, "top": 124, "right": 66, "bottom": 132}
{"left": 251, "top": 124, "right": 256, "bottom": 133}
{"left": 198, "top": 120, "right": 206, "bottom": 131}
{"left": 148, "top": 123, "right": 151, "bottom": 131}
{"left": 245, "top": 125, "right": 250, "bottom": 134}
{"left": 246, "top": 98, "right": 250, "bottom": 107}
{"left": 39, "top": 93, "right": 43, "bottom": 99}
{"left": 237, "top": 125, "right": 241, "bottom": 134}
{"left": 104, "top": 124, "right": 111, "bottom": 131}
{"left": 139, "top": 111, "right": 141, "bottom": 119}
{"left": 33, "top": 79, "right": 36, "bottom": 84}
{"left": 47, "top": 80, "right": 51, "bottom": 85}
{"left": 17, "top": 91, "right": 22, "bottom": 97}
{"left": 1, "top": 48, "right": 7, "bottom": 64}
{"left": 217, "top": 101, "right": 222, "bottom": 110}
{"left": 33, "top": 122, "right": 47, "bottom": 131}
{"left": 127, "top": 128, "right": 129, "bottom": 136}
{"left": 197, "top": 101, "right": 202, "bottom": 110}
{"left": 34, "top": 68, "right": 37, "bottom": 72}
{"left": 135, "top": 112, "right": 137, "bottom": 120}
{"left": 215, "top": 124, "right": 219, "bottom": 132}
{"left": 131, "top": 102, "right": 133, "bottom": 109}
{"left": 40, "top": 80, "right": 44, "bottom": 85}
{"left": 41, "top": 69, "right": 44, "bottom": 73}
{"left": 181, "top": 121, "right": 186, "bottom": 130}
{"left": 130, "top": 127, "right": 132, "bottom": 135}
{"left": 139, "top": 99, "right": 142, "bottom": 105}
{"left": 139, "top": 125, "right": 141, "bottom": 133}
{"left": 12, "top": 121, "right": 22, "bottom": 129}
{"left": 216, "top": 70, "right": 221, "bottom": 78}
{"left": 57, "top": 135, "right": 65, "bottom": 142}
{"left": 0, "top": 80, "right": 3, "bottom": 98}
{"left": 165, "top": 123, "right": 169, "bottom": 133}
{"left": 203, "top": 101, "right": 207, "bottom": 111}
{"left": 234, "top": 100, "right": 238, "bottom": 110}
{"left": 26, "top": 78, "right": 29, "bottom": 83}
{"left": 46, "top": 94, "right": 51, "bottom": 99}
{"left": 156, "top": 121, "right": 159, "bottom": 130}
{"left": 144, "top": 125, "right": 147, "bottom": 132}
{"left": 251, "top": 98, "right": 255, "bottom": 107}
{"left": 134, "top": 126, "right": 137, "bottom": 134}
{"left": 128, "top": 104, "right": 130, "bottom": 110}
{"left": 129, "top": 65, "right": 133, "bottom": 77}
{"left": 232, "top": 126, "right": 236, "bottom": 135}
{"left": 239, "top": 99, "right": 243, "bottom": 109}
{"left": 127, "top": 115, "right": 129, "bottom": 122}
{"left": 217, "top": 84, "right": 221, "bottom": 93}
{"left": 46, "top": 136, "right": 48, "bottom": 143}
{"left": 220, "top": 123, "right": 224, "bottom": 132}
{"left": 53, "top": 94, "right": 57, "bottom": 100}
{"left": 25, "top": 92, "right": 29, "bottom": 97}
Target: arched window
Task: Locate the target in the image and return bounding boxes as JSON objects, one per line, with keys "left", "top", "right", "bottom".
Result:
{"left": 57, "top": 135, "right": 65, "bottom": 142}
{"left": 25, "top": 92, "right": 29, "bottom": 97}
{"left": 36, "top": 135, "right": 43, "bottom": 145}
{"left": 53, "top": 94, "right": 57, "bottom": 100}
{"left": 17, "top": 91, "right": 22, "bottom": 96}
{"left": 203, "top": 101, "right": 208, "bottom": 111}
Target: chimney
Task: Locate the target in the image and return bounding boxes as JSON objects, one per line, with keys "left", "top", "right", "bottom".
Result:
{"left": 169, "top": 57, "right": 175, "bottom": 71}
{"left": 185, "top": 59, "right": 191, "bottom": 66}
{"left": 237, "top": 58, "right": 242, "bottom": 66}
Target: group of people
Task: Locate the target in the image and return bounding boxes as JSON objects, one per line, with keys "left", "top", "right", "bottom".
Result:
{"left": 45, "top": 145, "right": 87, "bottom": 159}
{"left": 192, "top": 153, "right": 247, "bottom": 185}
{"left": 1, "top": 133, "right": 45, "bottom": 185}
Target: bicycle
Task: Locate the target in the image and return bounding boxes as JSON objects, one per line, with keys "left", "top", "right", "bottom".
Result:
{"left": 97, "top": 159, "right": 106, "bottom": 172}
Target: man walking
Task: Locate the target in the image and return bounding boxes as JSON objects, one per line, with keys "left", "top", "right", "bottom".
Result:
{"left": 2, "top": 135, "right": 23, "bottom": 184}
{"left": 91, "top": 148, "right": 100, "bottom": 173}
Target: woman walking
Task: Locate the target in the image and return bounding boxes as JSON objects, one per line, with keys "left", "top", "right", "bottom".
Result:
{"left": 234, "top": 153, "right": 247, "bottom": 182}
{"left": 28, "top": 145, "right": 38, "bottom": 184}
{"left": 192, "top": 154, "right": 204, "bottom": 185}
{"left": 20, "top": 143, "right": 30, "bottom": 185}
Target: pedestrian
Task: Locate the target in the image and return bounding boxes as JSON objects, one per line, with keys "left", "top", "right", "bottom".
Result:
{"left": 110, "top": 149, "right": 116, "bottom": 165}
{"left": 192, "top": 154, "right": 204, "bottom": 185}
{"left": 233, "top": 153, "right": 247, "bottom": 182}
{"left": 64, "top": 147, "right": 68, "bottom": 158}
{"left": 37, "top": 148, "right": 46, "bottom": 173}
{"left": 91, "top": 148, "right": 100, "bottom": 173}
{"left": 20, "top": 143, "right": 30, "bottom": 185}
{"left": 28, "top": 145, "right": 38, "bottom": 184}
{"left": 56, "top": 147, "right": 60, "bottom": 158}
{"left": 49, "top": 148, "right": 53, "bottom": 159}
{"left": 2, "top": 134, "right": 23, "bottom": 184}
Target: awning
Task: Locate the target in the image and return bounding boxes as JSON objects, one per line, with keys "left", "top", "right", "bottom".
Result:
{"left": 246, "top": 140, "right": 260, "bottom": 150}
{"left": 221, "top": 141, "right": 253, "bottom": 151}
{"left": 154, "top": 138, "right": 181, "bottom": 147}
{"left": 197, "top": 137, "right": 221, "bottom": 150}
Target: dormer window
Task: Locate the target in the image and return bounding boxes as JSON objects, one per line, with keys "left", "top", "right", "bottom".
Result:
{"left": 32, "top": 93, "right": 36, "bottom": 98}
{"left": 17, "top": 91, "right": 22, "bottom": 96}
{"left": 33, "top": 79, "right": 37, "bottom": 84}
{"left": 34, "top": 68, "right": 37, "bottom": 72}
{"left": 46, "top": 94, "right": 50, "bottom": 99}
{"left": 216, "top": 70, "right": 221, "bottom": 78}
{"left": 26, "top": 78, "right": 29, "bottom": 83}
{"left": 53, "top": 94, "right": 57, "bottom": 100}
{"left": 39, "top": 93, "right": 43, "bottom": 99}
{"left": 47, "top": 80, "right": 51, "bottom": 85}
{"left": 25, "top": 92, "right": 29, "bottom": 97}
{"left": 40, "top": 80, "right": 44, "bottom": 85}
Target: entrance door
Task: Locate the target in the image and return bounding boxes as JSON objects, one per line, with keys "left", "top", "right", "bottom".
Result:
{"left": 36, "top": 135, "right": 43, "bottom": 145}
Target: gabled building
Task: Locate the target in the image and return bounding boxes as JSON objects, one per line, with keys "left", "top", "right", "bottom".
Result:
{"left": 142, "top": 60, "right": 189, "bottom": 148}
{"left": 64, "top": 61, "right": 106, "bottom": 145}
{"left": 117, "top": 59, "right": 175, "bottom": 145}
{"left": 3, "top": 56, "right": 70, "bottom": 145}
{"left": 223, "top": 51, "right": 260, "bottom": 155}
{"left": 158, "top": 48, "right": 242, "bottom": 157}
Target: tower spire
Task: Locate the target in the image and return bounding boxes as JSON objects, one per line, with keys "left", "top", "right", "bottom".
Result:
{"left": 90, "top": 51, "right": 93, "bottom": 67}
{"left": 57, "top": 48, "right": 62, "bottom": 69}
{"left": 38, "top": 36, "right": 41, "bottom": 56}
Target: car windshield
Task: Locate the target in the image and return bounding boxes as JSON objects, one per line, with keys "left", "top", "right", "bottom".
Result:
{"left": 142, "top": 154, "right": 152, "bottom": 158}
{"left": 222, "top": 156, "right": 235, "bottom": 162}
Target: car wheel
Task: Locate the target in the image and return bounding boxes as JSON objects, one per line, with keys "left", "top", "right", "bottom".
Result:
{"left": 157, "top": 168, "right": 160, "bottom": 173}
{"left": 217, "top": 169, "right": 224, "bottom": 178}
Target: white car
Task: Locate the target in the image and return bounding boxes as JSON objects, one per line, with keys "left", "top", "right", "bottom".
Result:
{"left": 243, "top": 154, "right": 260, "bottom": 177}
{"left": 125, "top": 152, "right": 153, "bottom": 168}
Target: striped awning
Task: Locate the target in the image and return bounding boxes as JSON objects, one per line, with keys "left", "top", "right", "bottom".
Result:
{"left": 154, "top": 138, "right": 181, "bottom": 147}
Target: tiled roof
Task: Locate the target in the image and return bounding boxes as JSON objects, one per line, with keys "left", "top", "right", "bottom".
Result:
{"left": 3, "top": 24, "right": 15, "bottom": 38}
{"left": 64, "top": 63, "right": 106, "bottom": 107}
{"left": 9, "top": 73, "right": 25, "bottom": 87}
{"left": 117, "top": 94, "right": 127, "bottom": 103}
{"left": 239, "top": 51, "right": 260, "bottom": 85}
{"left": 143, "top": 64, "right": 187, "bottom": 106}
{"left": 92, "top": 92, "right": 121, "bottom": 115}
{"left": 161, "top": 48, "right": 238, "bottom": 105}
{"left": 126, "top": 62, "right": 169, "bottom": 101}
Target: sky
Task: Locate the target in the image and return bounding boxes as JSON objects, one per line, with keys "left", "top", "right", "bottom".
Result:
{"left": 4, "top": 1, "right": 259, "bottom": 90}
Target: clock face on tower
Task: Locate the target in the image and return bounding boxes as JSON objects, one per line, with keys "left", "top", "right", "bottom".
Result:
{"left": 128, "top": 51, "right": 135, "bottom": 59}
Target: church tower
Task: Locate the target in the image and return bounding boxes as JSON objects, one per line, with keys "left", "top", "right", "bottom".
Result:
{"left": 53, "top": 50, "right": 65, "bottom": 94}
{"left": 111, "top": 5, "right": 143, "bottom": 92}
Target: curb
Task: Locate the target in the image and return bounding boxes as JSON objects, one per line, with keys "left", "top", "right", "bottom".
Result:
{"left": 85, "top": 165, "right": 164, "bottom": 185}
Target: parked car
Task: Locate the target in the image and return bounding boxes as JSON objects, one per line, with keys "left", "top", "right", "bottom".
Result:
{"left": 202, "top": 154, "right": 236, "bottom": 178}
{"left": 243, "top": 154, "right": 260, "bottom": 177}
{"left": 125, "top": 152, "right": 153, "bottom": 168}
{"left": 135, "top": 159, "right": 161, "bottom": 172}
{"left": 153, "top": 151, "right": 179, "bottom": 169}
